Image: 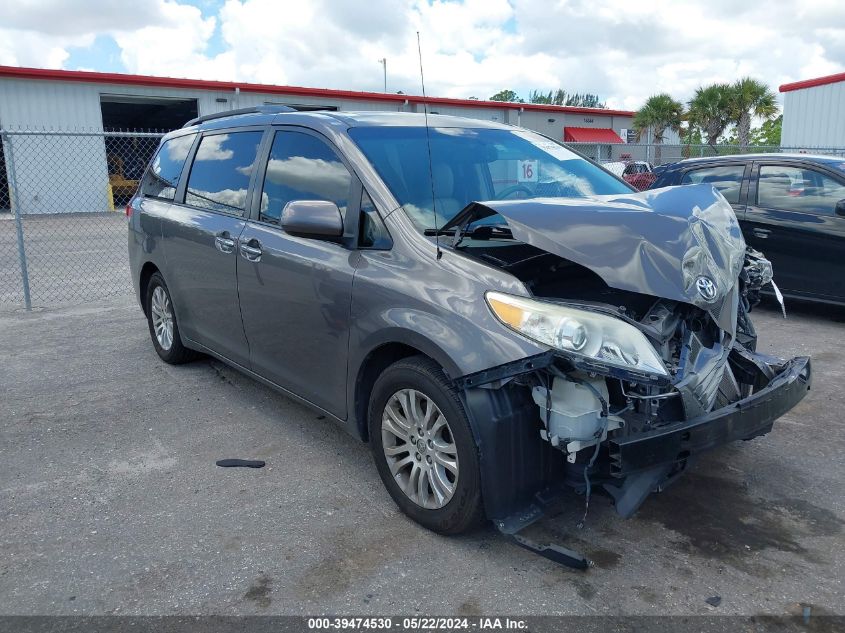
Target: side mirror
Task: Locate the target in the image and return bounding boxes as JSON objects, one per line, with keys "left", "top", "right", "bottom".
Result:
{"left": 281, "top": 200, "right": 344, "bottom": 239}
{"left": 836, "top": 199, "right": 845, "bottom": 217}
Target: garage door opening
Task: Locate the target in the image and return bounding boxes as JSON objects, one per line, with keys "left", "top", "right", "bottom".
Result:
{"left": 100, "top": 95, "right": 198, "bottom": 206}
{"left": 100, "top": 95, "right": 198, "bottom": 132}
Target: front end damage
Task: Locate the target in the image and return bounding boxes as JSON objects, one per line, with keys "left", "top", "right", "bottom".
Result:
{"left": 449, "top": 185, "right": 812, "bottom": 532}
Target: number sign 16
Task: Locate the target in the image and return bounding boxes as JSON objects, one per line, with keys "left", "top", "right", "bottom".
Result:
{"left": 518, "top": 160, "right": 538, "bottom": 183}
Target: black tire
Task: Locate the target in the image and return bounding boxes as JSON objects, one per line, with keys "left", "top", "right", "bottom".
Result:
{"left": 368, "top": 355, "right": 484, "bottom": 534}
{"left": 145, "top": 272, "right": 199, "bottom": 365}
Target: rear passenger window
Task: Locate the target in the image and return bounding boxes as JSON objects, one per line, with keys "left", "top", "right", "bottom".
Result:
{"left": 258, "top": 131, "right": 352, "bottom": 225}
{"left": 185, "top": 131, "right": 263, "bottom": 215}
{"left": 681, "top": 165, "right": 745, "bottom": 204}
{"left": 757, "top": 165, "right": 845, "bottom": 215}
{"left": 140, "top": 133, "right": 196, "bottom": 200}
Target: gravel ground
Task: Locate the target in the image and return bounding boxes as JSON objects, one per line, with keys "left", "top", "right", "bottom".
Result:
{"left": 1, "top": 296, "right": 843, "bottom": 617}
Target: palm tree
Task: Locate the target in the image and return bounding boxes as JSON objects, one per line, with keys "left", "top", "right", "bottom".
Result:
{"left": 632, "top": 94, "right": 684, "bottom": 163}
{"left": 727, "top": 77, "right": 779, "bottom": 151}
{"left": 687, "top": 83, "right": 731, "bottom": 150}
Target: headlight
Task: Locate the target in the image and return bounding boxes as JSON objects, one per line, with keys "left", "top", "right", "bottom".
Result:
{"left": 486, "top": 291, "right": 668, "bottom": 376}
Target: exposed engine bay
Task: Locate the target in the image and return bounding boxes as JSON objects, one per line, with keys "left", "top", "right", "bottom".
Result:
{"left": 447, "top": 187, "right": 810, "bottom": 522}
{"left": 464, "top": 242, "right": 779, "bottom": 511}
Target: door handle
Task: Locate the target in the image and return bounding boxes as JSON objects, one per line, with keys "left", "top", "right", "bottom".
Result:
{"left": 214, "top": 232, "right": 236, "bottom": 253}
{"left": 239, "top": 239, "right": 262, "bottom": 262}
{"left": 751, "top": 228, "right": 771, "bottom": 239}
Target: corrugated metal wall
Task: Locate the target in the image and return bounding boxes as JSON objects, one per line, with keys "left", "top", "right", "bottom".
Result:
{"left": 782, "top": 82, "right": 845, "bottom": 148}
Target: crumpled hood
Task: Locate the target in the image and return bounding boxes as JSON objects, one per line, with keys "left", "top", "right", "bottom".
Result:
{"left": 450, "top": 184, "right": 746, "bottom": 316}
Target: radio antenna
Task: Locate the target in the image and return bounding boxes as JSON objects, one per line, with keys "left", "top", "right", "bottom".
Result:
{"left": 416, "top": 31, "right": 442, "bottom": 260}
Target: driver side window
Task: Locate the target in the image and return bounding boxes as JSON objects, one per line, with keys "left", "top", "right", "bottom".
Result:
{"left": 259, "top": 130, "right": 353, "bottom": 225}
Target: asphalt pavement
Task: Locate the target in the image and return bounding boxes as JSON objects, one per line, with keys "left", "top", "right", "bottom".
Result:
{"left": 1, "top": 296, "right": 842, "bottom": 616}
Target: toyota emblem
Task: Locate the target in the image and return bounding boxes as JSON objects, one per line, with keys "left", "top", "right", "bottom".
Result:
{"left": 695, "top": 276, "right": 718, "bottom": 301}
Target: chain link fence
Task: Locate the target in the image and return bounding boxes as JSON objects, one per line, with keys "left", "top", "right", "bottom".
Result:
{"left": 1, "top": 129, "right": 163, "bottom": 311}
{"left": 2, "top": 130, "right": 845, "bottom": 311}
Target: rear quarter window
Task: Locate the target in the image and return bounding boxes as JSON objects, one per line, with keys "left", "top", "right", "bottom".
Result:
{"left": 140, "top": 133, "right": 197, "bottom": 200}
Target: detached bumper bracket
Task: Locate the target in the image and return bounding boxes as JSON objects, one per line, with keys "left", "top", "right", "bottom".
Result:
{"left": 503, "top": 531, "right": 590, "bottom": 570}
{"left": 493, "top": 489, "right": 590, "bottom": 571}
{"left": 610, "top": 356, "right": 811, "bottom": 476}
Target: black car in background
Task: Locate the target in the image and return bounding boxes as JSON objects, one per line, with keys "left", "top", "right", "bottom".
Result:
{"left": 651, "top": 154, "right": 845, "bottom": 305}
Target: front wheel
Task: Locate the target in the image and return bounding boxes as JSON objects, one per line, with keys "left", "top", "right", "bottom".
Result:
{"left": 368, "top": 356, "right": 484, "bottom": 534}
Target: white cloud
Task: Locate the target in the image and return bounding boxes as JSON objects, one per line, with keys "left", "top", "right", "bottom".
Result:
{"left": 265, "top": 155, "right": 351, "bottom": 200}
{"left": 2, "top": 0, "right": 844, "bottom": 111}
{"left": 0, "top": 0, "right": 169, "bottom": 67}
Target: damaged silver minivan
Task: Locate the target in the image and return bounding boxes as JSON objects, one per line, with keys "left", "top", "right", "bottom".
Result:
{"left": 129, "top": 107, "right": 811, "bottom": 554}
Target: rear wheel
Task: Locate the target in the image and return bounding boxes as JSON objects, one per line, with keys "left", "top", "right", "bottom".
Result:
{"left": 368, "top": 356, "right": 484, "bottom": 534}
{"left": 145, "top": 272, "right": 198, "bottom": 364}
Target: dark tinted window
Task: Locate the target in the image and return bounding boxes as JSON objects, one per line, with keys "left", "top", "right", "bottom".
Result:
{"left": 681, "top": 165, "right": 745, "bottom": 204}
{"left": 185, "top": 131, "right": 263, "bottom": 215}
{"left": 259, "top": 131, "right": 352, "bottom": 224}
{"left": 140, "top": 133, "right": 196, "bottom": 200}
{"left": 349, "top": 126, "right": 630, "bottom": 230}
{"left": 359, "top": 190, "right": 390, "bottom": 248}
{"left": 757, "top": 165, "right": 845, "bottom": 215}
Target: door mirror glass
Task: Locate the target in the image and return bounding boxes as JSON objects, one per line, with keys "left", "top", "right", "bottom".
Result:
{"left": 836, "top": 199, "right": 845, "bottom": 217}
{"left": 281, "top": 200, "right": 344, "bottom": 239}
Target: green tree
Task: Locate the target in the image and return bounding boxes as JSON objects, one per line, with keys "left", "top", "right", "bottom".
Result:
{"left": 489, "top": 89, "right": 522, "bottom": 103}
{"left": 727, "top": 77, "right": 779, "bottom": 151}
{"left": 528, "top": 89, "right": 605, "bottom": 108}
{"left": 632, "top": 93, "right": 684, "bottom": 163}
{"left": 751, "top": 114, "right": 782, "bottom": 146}
{"left": 687, "top": 83, "right": 731, "bottom": 149}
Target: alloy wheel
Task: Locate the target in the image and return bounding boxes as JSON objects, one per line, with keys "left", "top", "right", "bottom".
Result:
{"left": 150, "top": 286, "right": 174, "bottom": 351}
{"left": 381, "top": 388, "right": 459, "bottom": 509}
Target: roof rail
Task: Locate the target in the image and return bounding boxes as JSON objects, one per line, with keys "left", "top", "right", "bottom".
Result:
{"left": 183, "top": 105, "right": 296, "bottom": 128}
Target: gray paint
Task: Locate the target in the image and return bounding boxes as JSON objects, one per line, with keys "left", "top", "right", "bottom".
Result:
{"left": 281, "top": 200, "right": 344, "bottom": 237}
{"left": 128, "top": 111, "right": 738, "bottom": 436}
{"left": 446, "top": 184, "right": 746, "bottom": 315}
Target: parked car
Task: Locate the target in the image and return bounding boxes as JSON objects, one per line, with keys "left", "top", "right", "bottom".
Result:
{"left": 129, "top": 107, "right": 810, "bottom": 543}
{"left": 651, "top": 154, "right": 845, "bottom": 304}
{"left": 602, "top": 160, "right": 656, "bottom": 191}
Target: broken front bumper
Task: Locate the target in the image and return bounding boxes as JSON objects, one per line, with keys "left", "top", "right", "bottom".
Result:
{"left": 609, "top": 355, "right": 812, "bottom": 476}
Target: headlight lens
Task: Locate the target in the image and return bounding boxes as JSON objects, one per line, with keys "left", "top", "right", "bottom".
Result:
{"left": 486, "top": 291, "right": 668, "bottom": 376}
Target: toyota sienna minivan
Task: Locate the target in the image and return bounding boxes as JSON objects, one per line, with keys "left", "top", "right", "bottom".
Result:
{"left": 129, "top": 106, "right": 810, "bottom": 540}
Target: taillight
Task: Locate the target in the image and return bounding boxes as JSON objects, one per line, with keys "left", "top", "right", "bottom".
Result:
{"left": 125, "top": 202, "right": 133, "bottom": 218}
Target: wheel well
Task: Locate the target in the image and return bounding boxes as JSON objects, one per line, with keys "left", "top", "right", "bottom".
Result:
{"left": 355, "top": 343, "right": 431, "bottom": 441}
{"left": 139, "top": 262, "right": 160, "bottom": 316}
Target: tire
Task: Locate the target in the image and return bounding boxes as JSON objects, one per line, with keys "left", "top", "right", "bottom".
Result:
{"left": 145, "top": 272, "right": 199, "bottom": 365}
{"left": 368, "top": 355, "right": 484, "bottom": 534}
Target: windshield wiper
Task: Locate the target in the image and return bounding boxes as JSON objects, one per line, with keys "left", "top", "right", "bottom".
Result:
{"left": 424, "top": 224, "right": 514, "bottom": 248}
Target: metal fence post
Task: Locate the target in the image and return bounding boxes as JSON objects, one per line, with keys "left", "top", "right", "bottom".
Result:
{"left": 2, "top": 131, "right": 32, "bottom": 310}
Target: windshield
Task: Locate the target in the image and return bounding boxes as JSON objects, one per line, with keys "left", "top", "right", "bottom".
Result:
{"left": 348, "top": 126, "right": 632, "bottom": 229}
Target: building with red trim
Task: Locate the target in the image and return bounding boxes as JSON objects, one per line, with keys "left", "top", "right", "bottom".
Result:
{"left": 0, "top": 65, "right": 639, "bottom": 214}
{"left": 0, "top": 65, "right": 634, "bottom": 148}
{"left": 0, "top": 66, "right": 633, "bottom": 213}
{"left": 779, "top": 71, "right": 845, "bottom": 148}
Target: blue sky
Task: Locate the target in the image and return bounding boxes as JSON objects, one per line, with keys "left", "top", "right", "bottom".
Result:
{"left": 4, "top": 0, "right": 844, "bottom": 110}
